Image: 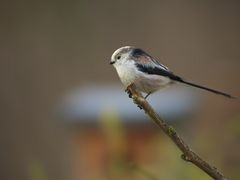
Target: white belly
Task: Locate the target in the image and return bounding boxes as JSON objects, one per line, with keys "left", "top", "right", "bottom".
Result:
{"left": 115, "top": 64, "right": 172, "bottom": 93}
{"left": 134, "top": 72, "right": 172, "bottom": 93}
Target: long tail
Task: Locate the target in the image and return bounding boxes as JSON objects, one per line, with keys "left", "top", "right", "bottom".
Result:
{"left": 178, "top": 79, "right": 234, "bottom": 98}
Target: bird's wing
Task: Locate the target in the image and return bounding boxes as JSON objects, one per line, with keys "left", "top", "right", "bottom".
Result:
{"left": 135, "top": 63, "right": 182, "bottom": 81}
{"left": 131, "top": 48, "right": 167, "bottom": 68}
{"left": 136, "top": 62, "right": 234, "bottom": 98}
{"left": 131, "top": 48, "right": 180, "bottom": 80}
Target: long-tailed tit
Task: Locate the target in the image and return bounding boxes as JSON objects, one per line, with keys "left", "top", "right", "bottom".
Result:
{"left": 110, "top": 46, "right": 234, "bottom": 99}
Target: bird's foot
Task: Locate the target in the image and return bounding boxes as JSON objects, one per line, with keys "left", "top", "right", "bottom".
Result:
{"left": 125, "top": 88, "right": 132, "bottom": 99}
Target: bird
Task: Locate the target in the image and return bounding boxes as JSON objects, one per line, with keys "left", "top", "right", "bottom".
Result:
{"left": 110, "top": 46, "right": 234, "bottom": 99}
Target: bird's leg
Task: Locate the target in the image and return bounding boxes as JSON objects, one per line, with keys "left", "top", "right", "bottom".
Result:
{"left": 144, "top": 92, "right": 151, "bottom": 99}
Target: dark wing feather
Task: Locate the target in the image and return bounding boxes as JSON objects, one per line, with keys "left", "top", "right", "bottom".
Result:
{"left": 135, "top": 63, "right": 182, "bottom": 81}
{"left": 131, "top": 48, "right": 169, "bottom": 70}
{"left": 136, "top": 63, "right": 234, "bottom": 98}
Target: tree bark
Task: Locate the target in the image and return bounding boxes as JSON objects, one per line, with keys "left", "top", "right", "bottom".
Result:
{"left": 126, "top": 84, "right": 227, "bottom": 180}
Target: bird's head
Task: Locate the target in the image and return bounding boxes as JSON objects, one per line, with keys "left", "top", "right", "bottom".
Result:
{"left": 110, "top": 46, "right": 134, "bottom": 67}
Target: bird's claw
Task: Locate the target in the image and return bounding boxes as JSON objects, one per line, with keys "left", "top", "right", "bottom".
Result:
{"left": 125, "top": 88, "right": 132, "bottom": 98}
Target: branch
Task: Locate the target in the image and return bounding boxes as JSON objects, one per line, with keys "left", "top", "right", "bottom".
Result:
{"left": 126, "top": 84, "right": 227, "bottom": 180}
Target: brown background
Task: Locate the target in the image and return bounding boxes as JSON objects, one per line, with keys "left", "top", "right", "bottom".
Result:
{"left": 0, "top": 1, "right": 239, "bottom": 180}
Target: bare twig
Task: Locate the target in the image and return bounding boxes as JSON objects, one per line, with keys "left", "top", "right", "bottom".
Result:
{"left": 126, "top": 84, "right": 227, "bottom": 180}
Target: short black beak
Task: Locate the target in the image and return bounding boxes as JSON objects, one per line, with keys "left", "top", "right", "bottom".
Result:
{"left": 109, "top": 61, "right": 115, "bottom": 65}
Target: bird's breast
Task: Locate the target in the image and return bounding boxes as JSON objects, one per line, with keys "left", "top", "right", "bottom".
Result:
{"left": 115, "top": 64, "right": 137, "bottom": 88}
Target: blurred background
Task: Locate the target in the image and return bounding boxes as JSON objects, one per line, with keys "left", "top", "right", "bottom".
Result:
{"left": 0, "top": 0, "right": 239, "bottom": 180}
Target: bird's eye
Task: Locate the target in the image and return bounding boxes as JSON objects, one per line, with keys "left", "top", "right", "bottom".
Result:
{"left": 117, "top": 55, "right": 121, "bottom": 60}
